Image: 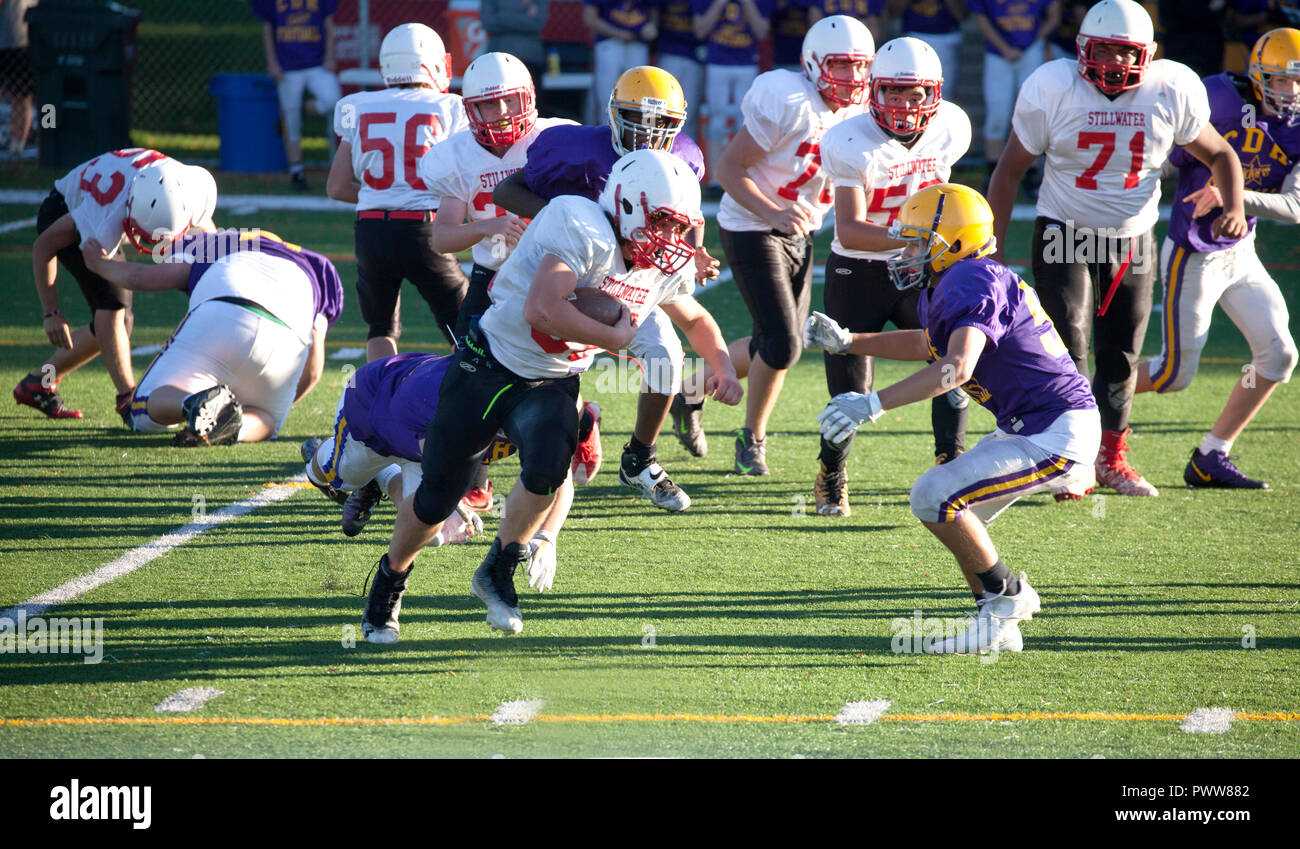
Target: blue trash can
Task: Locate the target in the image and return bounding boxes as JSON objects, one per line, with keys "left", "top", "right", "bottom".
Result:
{"left": 208, "top": 73, "right": 288, "bottom": 173}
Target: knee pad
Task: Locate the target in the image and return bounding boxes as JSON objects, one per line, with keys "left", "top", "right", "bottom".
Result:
{"left": 908, "top": 467, "right": 948, "bottom": 524}
{"left": 519, "top": 437, "right": 576, "bottom": 496}
{"left": 367, "top": 319, "right": 399, "bottom": 341}
{"left": 411, "top": 477, "right": 464, "bottom": 528}
{"left": 1254, "top": 336, "right": 1298, "bottom": 384}
{"left": 756, "top": 332, "right": 802, "bottom": 371}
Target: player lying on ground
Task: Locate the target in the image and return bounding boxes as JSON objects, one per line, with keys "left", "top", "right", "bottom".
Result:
{"left": 1132, "top": 27, "right": 1300, "bottom": 490}
{"left": 493, "top": 64, "right": 720, "bottom": 512}
{"left": 359, "top": 150, "right": 742, "bottom": 642}
{"left": 814, "top": 184, "right": 1100, "bottom": 653}
{"left": 81, "top": 229, "right": 342, "bottom": 445}
{"left": 299, "top": 351, "right": 571, "bottom": 604}
{"left": 15, "top": 152, "right": 215, "bottom": 422}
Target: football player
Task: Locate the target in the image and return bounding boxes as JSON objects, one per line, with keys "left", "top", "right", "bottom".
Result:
{"left": 81, "top": 229, "right": 342, "bottom": 446}
{"left": 300, "top": 351, "right": 571, "bottom": 596}
{"left": 493, "top": 65, "right": 721, "bottom": 513}
{"left": 712, "top": 14, "right": 874, "bottom": 475}
{"left": 806, "top": 36, "right": 972, "bottom": 518}
{"left": 817, "top": 183, "right": 1100, "bottom": 653}
{"left": 359, "top": 150, "right": 742, "bottom": 642}
{"left": 1131, "top": 28, "right": 1300, "bottom": 489}
{"left": 987, "top": 0, "right": 1247, "bottom": 496}
{"left": 326, "top": 23, "right": 469, "bottom": 363}
{"left": 15, "top": 152, "right": 214, "bottom": 422}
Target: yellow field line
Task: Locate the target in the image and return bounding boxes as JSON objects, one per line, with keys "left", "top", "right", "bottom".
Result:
{"left": 2, "top": 712, "right": 1296, "bottom": 728}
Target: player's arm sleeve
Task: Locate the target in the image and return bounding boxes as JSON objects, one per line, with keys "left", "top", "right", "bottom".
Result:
{"left": 675, "top": 134, "right": 708, "bottom": 181}
{"left": 1243, "top": 165, "right": 1300, "bottom": 224}
{"left": 419, "top": 147, "right": 463, "bottom": 201}
{"left": 740, "top": 76, "right": 796, "bottom": 153}
{"left": 819, "top": 128, "right": 866, "bottom": 187}
{"left": 1009, "top": 70, "right": 1051, "bottom": 156}
{"left": 448, "top": 98, "right": 470, "bottom": 135}
{"left": 538, "top": 199, "right": 604, "bottom": 275}
{"left": 945, "top": 274, "right": 1009, "bottom": 349}
{"left": 523, "top": 127, "right": 580, "bottom": 200}
{"left": 332, "top": 97, "right": 354, "bottom": 141}
{"left": 1173, "top": 68, "right": 1212, "bottom": 146}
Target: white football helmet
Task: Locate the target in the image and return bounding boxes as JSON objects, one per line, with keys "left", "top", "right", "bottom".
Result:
{"left": 869, "top": 37, "right": 943, "bottom": 137}
{"left": 463, "top": 52, "right": 537, "bottom": 146}
{"left": 187, "top": 165, "right": 217, "bottom": 229}
{"left": 379, "top": 23, "right": 451, "bottom": 92}
{"left": 598, "top": 149, "right": 704, "bottom": 276}
{"left": 801, "top": 15, "right": 875, "bottom": 108}
{"left": 1076, "top": 0, "right": 1155, "bottom": 96}
{"left": 123, "top": 159, "right": 201, "bottom": 253}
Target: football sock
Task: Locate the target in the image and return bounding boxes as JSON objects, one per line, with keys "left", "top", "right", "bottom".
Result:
{"left": 975, "top": 559, "right": 1018, "bottom": 597}
{"left": 621, "top": 436, "right": 655, "bottom": 474}
{"left": 578, "top": 406, "right": 595, "bottom": 441}
{"left": 469, "top": 460, "right": 489, "bottom": 491}
{"left": 378, "top": 553, "right": 408, "bottom": 579}
{"left": 375, "top": 464, "right": 400, "bottom": 496}
{"left": 1200, "top": 434, "right": 1232, "bottom": 456}
{"left": 818, "top": 434, "right": 850, "bottom": 470}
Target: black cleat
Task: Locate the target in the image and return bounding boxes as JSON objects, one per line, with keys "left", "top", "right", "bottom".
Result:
{"left": 470, "top": 541, "right": 523, "bottom": 634}
{"left": 173, "top": 385, "right": 242, "bottom": 446}
{"left": 733, "top": 428, "right": 769, "bottom": 475}
{"left": 342, "top": 480, "right": 385, "bottom": 536}
{"left": 361, "top": 554, "right": 408, "bottom": 644}
{"left": 669, "top": 393, "right": 707, "bottom": 457}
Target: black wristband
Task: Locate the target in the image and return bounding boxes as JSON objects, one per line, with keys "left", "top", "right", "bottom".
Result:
{"left": 43, "top": 309, "right": 61, "bottom": 320}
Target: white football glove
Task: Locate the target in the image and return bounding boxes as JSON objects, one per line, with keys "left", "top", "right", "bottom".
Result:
{"left": 430, "top": 499, "right": 484, "bottom": 547}
{"left": 817, "top": 391, "right": 883, "bottom": 444}
{"left": 803, "top": 311, "right": 853, "bottom": 355}
{"left": 526, "top": 529, "right": 557, "bottom": 593}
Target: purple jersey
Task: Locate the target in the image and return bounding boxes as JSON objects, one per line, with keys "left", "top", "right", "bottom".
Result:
{"left": 251, "top": 0, "right": 337, "bottom": 72}
{"left": 656, "top": 0, "right": 700, "bottom": 58}
{"left": 523, "top": 124, "right": 706, "bottom": 200}
{"left": 690, "top": 0, "right": 776, "bottom": 65}
{"left": 901, "top": 0, "right": 961, "bottom": 34}
{"left": 1168, "top": 73, "right": 1300, "bottom": 252}
{"left": 968, "top": 0, "right": 1054, "bottom": 54}
{"left": 343, "top": 352, "right": 453, "bottom": 463}
{"left": 586, "top": 0, "right": 651, "bottom": 40}
{"left": 919, "top": 257, "right": 1096, "bottom": 436}
{"left": 181, "top": 230, "right": 344, "bottom": 329}
{"left": 772, "top": 0, "right": 812, "bottom": 67}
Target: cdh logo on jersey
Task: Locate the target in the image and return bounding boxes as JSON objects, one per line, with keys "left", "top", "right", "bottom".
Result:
{"left": 1241, "top": 156, "right": 1273, "bottom": 187}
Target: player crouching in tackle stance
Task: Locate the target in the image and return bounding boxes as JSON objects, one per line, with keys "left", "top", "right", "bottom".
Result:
{"left": 82, "top": 229, "right": 342, "bottom": 445}
{"left": 359, "top": 149, "right": 741, "bottom": 641}
{"left": 815, "top": 184, "right": 1100, "bottom": 653}
{"left": 1133, "top": 28, "right": 1300, "bottom": 489}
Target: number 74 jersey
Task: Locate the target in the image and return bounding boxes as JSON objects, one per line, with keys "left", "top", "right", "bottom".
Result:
{"left": 333, "top": 87, "right": 469, "bottom": 211}
{"left": 1013, "top": 58, "right": 1210, "bottom": 238}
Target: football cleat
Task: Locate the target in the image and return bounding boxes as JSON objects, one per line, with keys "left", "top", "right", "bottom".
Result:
{"left": 361, "top": 554, "right": 408, "bottom": 644}
{"left": 669, "top": 393, "right": 707, "bottom": 457}
{"left": 300, "top": 437, "right": 323, "bottom": 464}
{"left": 471, "top": 544, "right": 524, "bottom": 635}
{"left": 302, "top": 438, "right": 349, "bottom": 505}
{"left": 934, "top": 448, "right": 964, "bottom": 466}
{"left": 571, "top": 401, "right": 602, "bottom": 485}
{"left": 1095, "top": 427, "right": 1158, "bottom": 496}
{"left": 173, "top": 384, "right": 242, "bottom": 447}
{"left": 733, "top": 428, "right": 769, "bottom": 476}
{"left": 1184, "top": 449, "right": 1269, "bottom": 490}
{"left": 463, "top": 479, "right": 494, "bottom": 513}
{"left": 115, "top": 390, "right": 134, "bottom": 427}
{"left": 814, "top": 461, "right": 850, "bottom": 517}
{"left": 619, "top": 461, "right": 691, "bottom": 512}
{"left": 13, "top": 375, "right": 83, "bottom": 419}
{"left": 342, "top": 480, "right": 385, "bottom": 537}
{"left": 1052, "top": 463, "right": 1096, "bottom": 502}
{"left": 927, "top": 605, "right": 1024, "bottom": 654}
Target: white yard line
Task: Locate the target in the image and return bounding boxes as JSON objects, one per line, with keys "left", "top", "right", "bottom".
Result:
{"left": 0, "top": 477, "right": 306, "bottom": 631}
{"left": 490, "top": 699, "right": 546, "bottom": 726}
{"left": 0, "top": 215, "right": 36, "bottom": 234}
{"left": 155, "top": 688, "right": 225, "bottom": 713}
{"left": 1180, "top": 707, "right": 1235, "bottom": 734}
{"left": 834, "top": 699, "right": 893, "bottom": 726}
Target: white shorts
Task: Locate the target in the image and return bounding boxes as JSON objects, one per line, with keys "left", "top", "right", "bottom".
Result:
{"left": 277, "top": 66, "right": 342, "bottom": 142}
{"left": 657, "top": 52, "right": 704, "bottom": 143}
{"left": 131, "top": 300, "right": 309, "bottom": 437}
{"left": 982, "top": 40, "right": 1046, "bottom": 143}
{"left": 1148, "top": 233, "right": 1298, "bottom": 392}
{"left": 591, "top": 38, "right": 650, "bottom": 125}
{"left": 310, "top": 388, "right": 422, "bottom": 499}
{"left": 909, "top": 408, "right": 1101, "bottom": 524}
{"left": 628, "top": 306, "right": 684, "bottom": 395}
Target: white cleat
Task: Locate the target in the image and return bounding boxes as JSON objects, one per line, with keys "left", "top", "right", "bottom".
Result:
{"left": 471, "top": 560, "right": 523, "bottom": 635}
{"left": 619, "top": 462, "right": 691, "bottom": 512}
{"left": 928, "top": 574, "right": 1040, "bottom": 654}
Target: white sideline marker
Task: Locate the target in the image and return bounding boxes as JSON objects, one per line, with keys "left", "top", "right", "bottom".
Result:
{"left": 0, "top": 216, "right": 36, "bottom": 234}
{"left": 490, "top": 699, "right": 546, "bottom": 726}
{"left": 1180, "top": 707, "right": 1235, "bottom": 734}
{"left": 155, "top": 687, "right": 225, "bottom": 714}
{"left": 834, "top": 699, "right": 892, "bottom": 726}
{"left": 328, "top": 346, "right": 367, "bottom": 360}
{"left": 0, "top": 476, "right": 307, "bottom": 631}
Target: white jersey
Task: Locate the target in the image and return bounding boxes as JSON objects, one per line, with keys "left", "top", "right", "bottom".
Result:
{"left": 717, "top": 69, "right": 865, "bottom": 233}
{"left": 332, "top": 87, "right": 469, "bottom": 211}
{"left": 821, "top": 101, "right": 971, "bottom": 261}
{"left": 187, "top": 249, "right": 319, "bottom": 347}
{"left": 1013, "top": 58, "right": 1210, "bottom": 237}
{"left": 52, "top": 148, "right": 174, "bottom": 258}
{"left": 419, "top": 116, "right": 576, "bottom": 270}
{"left": 480, "top": 195, "right": 694, "bottom": 379}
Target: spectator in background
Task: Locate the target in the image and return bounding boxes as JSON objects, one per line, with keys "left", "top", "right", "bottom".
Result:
{"left": 889, "top": 1, "right": 968, "bottom": 98}
{"left": 1048, "top": 1, "right": 1089, "bottom": 60}
{"left": 1158, "top": 0, "right": 1227, "bottom": 79}
{"left": 772, "top": 0, "right": 813, "bottom": 72}
{"left": 252, "top": 0, "right": 341, "bottom": 192}
{"left": 655, "top": 0, "right": 705, "bottom": 140}
{"left": 480, "top": 0, "right": 553, "bottom": 113}
{"left": 584, "top": 1, "right": 657, "bottom": 125}
{"left": 1, "top": 0, "right": 35, "bottom": 157}
{"left": 970, "top": 0, "right": 1059, "bottom": 182}
{"left": 810, "top": 1, "right": 884, "bottom": 45}
{"left": 693, "top": 0, "right": 773, "bottom": 189}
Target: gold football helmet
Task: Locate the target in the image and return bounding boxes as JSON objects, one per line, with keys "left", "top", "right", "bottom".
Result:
{"left": 1249, "top": 28, "right": 1300, "bottom": 125}
{"left": 608, "top": 66, "right": 688, "bottom": 156}
{"left": 887, "top": 183, "right": 996, "bottom": 290}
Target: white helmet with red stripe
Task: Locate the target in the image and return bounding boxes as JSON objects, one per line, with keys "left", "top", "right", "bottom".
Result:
{"left": 598, "top": 149, "right": 704, "bottom": 276}
{"left": 186, "top": 165, "right": 217, "bottom": 229}
{"left": 1076, "top": 0, "right": 1155, "bottom": 95}
{"left": 380, "top": 23, "right": 452, "bottom": 92}
{"left": 462, "top": 52, "right": 537, "bottom": 146}
{"left": 123, "top": 159, "right": 202, "bottom": 253}
{"left": 800, "top": 14, "right": 875, "bottom": 108}
{"left": 869, "top": 37, "right": 944, "bottom": 138}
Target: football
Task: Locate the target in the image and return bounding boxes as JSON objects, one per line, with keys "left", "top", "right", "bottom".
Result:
{"left": 569, "top": 287, "right": 623, "bottom": 326}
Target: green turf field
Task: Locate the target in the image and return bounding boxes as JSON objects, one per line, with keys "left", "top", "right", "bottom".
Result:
{"left": 1, "top": 189, "right": 1297, "bottom": 759}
